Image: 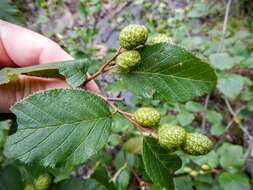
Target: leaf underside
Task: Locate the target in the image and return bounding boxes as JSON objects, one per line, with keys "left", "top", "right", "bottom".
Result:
{"left": 0, "top": 59, "right": 88, "bottom": 87}
{"left": 4, "top": 89, "right": 112, "bottom": 168}
{"left": 142, "top": 137, "right": 182, "bottom": 190}
{"left": 118, "top": 43, "right": 217, "bottom": 102}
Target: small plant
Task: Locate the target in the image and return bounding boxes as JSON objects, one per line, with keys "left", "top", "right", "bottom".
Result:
{"left": 0, "top": 24, "right": 217, "bottom": 189}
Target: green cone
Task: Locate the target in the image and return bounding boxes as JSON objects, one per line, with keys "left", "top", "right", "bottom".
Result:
{"left": 116, "top": 50, "right": 141, "bottom": 72}
{"left": 182, "top": 133, "right": 213, "bottom": 156}
{"left": 24, "top": 184, "right": 35, "bottom": 190}
{"left": 133, "top": 107, "right": 160, "bottom": 127}
{"left": 158, "top": 124, "right": 186, "bottom": 151}
{"left": 34, "top": 173, "right": 52, "bottom": 190}
{"left": 119, "top": 24, "right": 148, "bottom": 49}
{"left": 147, "top": 34, "right": 174, "bottom": 45}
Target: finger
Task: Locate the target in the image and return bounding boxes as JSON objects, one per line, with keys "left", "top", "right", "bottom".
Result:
{"left": 0, "top": 20, "right": 100, "bottom": 112}
{"left": 0, "top": 75, "right": 69, "bottom": 113}
{"left": 0, "top": 36, "right": 15, "bottom": 67}
{"left": 0, "top": 19, "right": 72, "bottom": 67}
{"left": 0, "top": 20, "right": 99, "bottom": 91}
{"left": 86, "top": 80, "right": 100, "bottom": 93}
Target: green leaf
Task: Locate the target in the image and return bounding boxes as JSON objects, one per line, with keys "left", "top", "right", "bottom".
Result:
{"left": 58, "top": 60, "right": 88, "bottom": 87}
{"left": 150, "top": 183, "right": 167, "bottom": 190}
{"left": 123, "top": 136, "right": 143, "bottom": 155}
{"left": 0, "top": 59, "right": 88, "bottom": 87}
{"left": 91, "top": 166, "right": 116, "bottom": 190}
{"left": 217, "top": 74, "right": 244, "bottom": 99}
{"left": 116, "top": 169, "right": 130, "bottom": 190}
{"left": 185, "top": 101, "right": 204, "bottom": 112}
{"left": 181, "top": 36, "right": 208, "bottom": 51}
{"left": 209, "top": 53, "right": 234, "bottom": 70}
{"left": 117, "top": 43, "right": 217, "bottom": 102}
{"left": 218, "top": 172, "right": 250, "bottom": 190}
{"left": 210, "top": 124, "right": 225, "bottom": 136}
{"left": 174, "top": 176, "right": 193, "bottom": 190}
{"left": 55, "top": 177, "right": 108, "bottom": 190}
{"left": 207, "top": 110, "right": 223, "bottom": 125}
{"left": 4, "top": 89, "right": 112, "bottom": 168}
{"left": 143, "top": 137, "right": 182, "bottom": 190}
{"left": 0, "top": 0, "right": 26, "bottom": 25}
{"left": 191, "top": 150, "right": 219, "bottom": 168}
{"left": 0, "top": 120, "right": 10, "bottom": 147}
{"left": 0, "top": 165, "right": 24, "bottom": 190}
{"left": 108, "top": 134, "right": 121, "bottom": 146}
{"left": 187, "top": 3, "right": 209, "bottom": 18}
{"left": 217, "top": 143, "right": 245, "bottom": 170}
{"left": 160, "top": 115, "right": 177, "bottom": 125}
{"left": 0, "top": 68, "right": 18, "bottom": 85}
{"left": 113, "top": 151, "right": 137, "bottom": 169}
{"left": 177, "top": 111, "right": 194, "bottom": 126}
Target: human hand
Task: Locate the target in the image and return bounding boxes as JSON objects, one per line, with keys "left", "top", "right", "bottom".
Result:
{"left": 0, "top": 20, "right": 99, "bottom": 113}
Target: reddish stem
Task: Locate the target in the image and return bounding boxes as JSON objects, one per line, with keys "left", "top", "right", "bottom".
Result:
{"left": 85, "top": 48, "right": 123, "bottom": 83}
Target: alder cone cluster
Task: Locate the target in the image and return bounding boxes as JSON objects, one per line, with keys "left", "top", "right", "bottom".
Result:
{"left": 118, "top": 24, "right": 213, "bottom": 157}
{"left": 133, "top": 106, "right": 213, "bottom": 156}
{"left": 158, "top": 127, "right": 213, "bottom": 155}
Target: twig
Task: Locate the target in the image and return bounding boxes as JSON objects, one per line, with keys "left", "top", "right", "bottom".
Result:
{"left": 201, "top": 92, "right": 210, "bottom": 132}
{"left": 214, "top": 106, "right": 244, "bottom": 148}
{"left": 108, "top": 100, "right": 158, "bottom": 139}
{"left": 93, "top": 92, "right": 158, "bottom": 139}
{"left": 130, "top": 168, "right": 149, "bottom": 189}
{"left": 224, "top": 97, "right": 252, "bottom": 140}
{"left": 229, "top": 68, "right": 253, "bottom": 80}
{"left": 224, "top": 97, "right": 235, "bottom": 115}
{"left": 103, "top": 65, "right": 117, "bottom": 72}
{"left": 217, "top": 0, "right": 232, "bottom": 53}
{"left": 106, "top": 97, "right": 124, "bottom": 101}
{"left": 244, "top": 139, "right": 253, "bottom": 159}
{"left": 201, "top": 0, "right": 232, "bottom": 129}
{"left": 167, "top": 0, "right": 176, "bottom": 15}
{"left": 224, "top": 97, "right": 253, "bottom": 160}
{"left": 85, "top": 48, "right": 123, "bottom": 83}
{"left": 109, "top": 162, "right": 128, "bottom": 183}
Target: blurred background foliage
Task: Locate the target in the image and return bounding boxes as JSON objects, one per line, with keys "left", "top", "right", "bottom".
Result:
{"left": 0, "top": 0, "right": 253, "bottom": 189}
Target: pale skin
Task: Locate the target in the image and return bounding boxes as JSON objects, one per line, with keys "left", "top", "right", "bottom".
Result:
{"left": 0, "top": 20, "right": 99, "bottom": 113}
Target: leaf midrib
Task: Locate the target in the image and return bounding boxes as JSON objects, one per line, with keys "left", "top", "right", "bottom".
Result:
{"left": 16, "top": 117, "right": 111, "bottom": 160}
{"left": 18, "top": 116, "right": 110, "bottom": 130}
{"left": 146, "top": 141, "right": 173, "bottom": 172}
